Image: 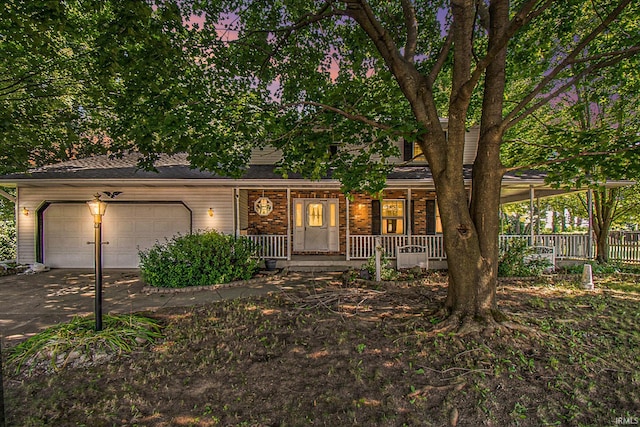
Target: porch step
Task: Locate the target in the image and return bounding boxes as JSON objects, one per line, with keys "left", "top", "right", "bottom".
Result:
{"left": 279, "top": 259, "right": 365, "bottom": 272}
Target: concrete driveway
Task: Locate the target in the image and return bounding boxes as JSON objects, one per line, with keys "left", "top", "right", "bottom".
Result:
{"left": 0, "top": 269, "right": 290, "bottom": 345}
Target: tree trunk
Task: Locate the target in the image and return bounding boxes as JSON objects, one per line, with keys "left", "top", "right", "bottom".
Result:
{"left": 593, "top": 188, "right": 618, "bottom": 263}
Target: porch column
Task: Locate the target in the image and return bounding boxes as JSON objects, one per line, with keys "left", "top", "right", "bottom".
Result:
{"left": 529, "top": 185, "right": 535, "bottom": 245}
{"left": 346, "top": 197, "right": 350, "bottom": 261}
{"left": 407, "top": 188, "right": 412, "bottom": 241}
{"left": 587, "top": 189, "right": 593, "bottom": 259}
{"left": 234, "top": 188, "right": 240, "bottom": 237}
{"left": 287, "top": 188, "right": 291, "bottom": 260}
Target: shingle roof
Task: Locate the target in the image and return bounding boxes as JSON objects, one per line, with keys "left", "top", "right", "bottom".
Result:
{"left": 0, "top": 152, "right": 547, "bottom": 182}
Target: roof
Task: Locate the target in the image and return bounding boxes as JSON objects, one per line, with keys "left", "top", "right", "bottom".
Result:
{"left": 0, "top": 153, "right": 629, "bottom": 203}
{"left": 0, "top": 152, "right": 544, "bottom": 181}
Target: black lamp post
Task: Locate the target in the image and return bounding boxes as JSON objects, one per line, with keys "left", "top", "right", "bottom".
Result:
{"left": 87, "top": 194, "right": 107, "bottom": 331}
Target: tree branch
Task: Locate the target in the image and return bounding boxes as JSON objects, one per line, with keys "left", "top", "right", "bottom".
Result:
{"left": 401, "top": 0, "right": 418, "bottom": 63}
{"left": 503, "top": 0, "right": 634, "bottom": 127}
{"left": 280, "top": 100, "right": 394, "bottom": 132}
{"left": 504, "top": 143, "right": 640, "bottom": 173}
{"left": 506, "top": 46, "right": 640, "bottom": 129}
{"left": 426, "top": 31, "right": 453, "bottom": 89}
{"left": 457, "top": 0, "right": 553, "bottom": 105}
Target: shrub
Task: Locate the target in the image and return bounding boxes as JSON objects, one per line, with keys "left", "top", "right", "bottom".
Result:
{"left": 139, "top": 231, "right": 259, "bottom": 288}
{"left": 0, "top": 219, "right": 16, "bottom": 261}
{"left": 363, "top": 251, "right": 398, "bottom": 281}
{"left": 498, "top": 238, "right": 551, "bottom": 277}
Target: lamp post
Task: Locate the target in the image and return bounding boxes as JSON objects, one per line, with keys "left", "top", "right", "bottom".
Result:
{"left": 87, "top": 194, "right": 108, "bottom": 331}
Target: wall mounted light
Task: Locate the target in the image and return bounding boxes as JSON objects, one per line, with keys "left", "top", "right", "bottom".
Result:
{"left": 22, "top": 207, "right": 29, "bottom": 216}
{"left": 208, "top": 208, "right": 214, "bottom": 217}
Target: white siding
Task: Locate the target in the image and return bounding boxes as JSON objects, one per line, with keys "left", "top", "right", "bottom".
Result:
{"left": 16, "top": 186, "right": 234, "bottom": 266}
{"left": 463, "top": 127, "right": 480, "bottom": 164}
{"left": 249, "top": 147, "right": 283, "bottom": 164}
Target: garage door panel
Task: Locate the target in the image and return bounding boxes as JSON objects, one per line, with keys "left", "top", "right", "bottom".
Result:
{"left": 44, "top": 203, "right": 190, "bottom": 268}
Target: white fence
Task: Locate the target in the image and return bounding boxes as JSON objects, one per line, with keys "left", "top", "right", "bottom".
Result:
{"left": 608, "top": 232, "right": 640, "bottom": 263}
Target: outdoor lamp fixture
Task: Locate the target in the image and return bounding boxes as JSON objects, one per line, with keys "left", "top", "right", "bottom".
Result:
{"left": 22, "top": 207, "right": 29, "bottom": 216}
{"left": 87, "top": 194, "right": 108, "bottom": 331}
{"left": 208, "top": 207, "right": 214, "bottom": 217}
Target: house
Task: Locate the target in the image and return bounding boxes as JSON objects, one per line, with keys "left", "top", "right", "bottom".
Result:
{"left": 0, "top": 129, "right": 609, "bottom": 270}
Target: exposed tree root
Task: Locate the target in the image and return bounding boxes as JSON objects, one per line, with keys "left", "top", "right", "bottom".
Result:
{"left": 429, "top": 307, "right": 539, "bottom": 338}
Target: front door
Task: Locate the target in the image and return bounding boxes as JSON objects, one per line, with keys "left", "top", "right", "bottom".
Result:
{"left": 293, "top": 198, "right": 339, "bottom": 252}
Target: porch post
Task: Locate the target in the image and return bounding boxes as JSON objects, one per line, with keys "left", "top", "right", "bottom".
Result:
{"left": 234, "top": 188, "right": 240, "bottom": 237}
{"left": 407, "top": 188, "right": 412, "bottom": 242}
{"left": 529, "top": 185, "right": 535, "bottom": 245}
{"left": 587, "top": 189, "right": 593, "bottom": 259}
{"left": 346, "top": 197, "right": 350, "bottom": 261}
{"left": 287, "top": 188, "right": 291, "bottom": 260}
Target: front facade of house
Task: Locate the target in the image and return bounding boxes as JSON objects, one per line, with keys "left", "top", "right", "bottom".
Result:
{"left": 0, "top": 127, "right": 585, "bottom": 269}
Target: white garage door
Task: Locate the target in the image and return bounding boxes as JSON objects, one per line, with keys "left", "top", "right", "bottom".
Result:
{"left": 43, "top": 203, "right": 191, "bottom": 268}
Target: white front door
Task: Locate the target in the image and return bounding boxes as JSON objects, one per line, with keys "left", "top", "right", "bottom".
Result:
{"left": 293, "top": 198, "right": 339, "bottom": 252}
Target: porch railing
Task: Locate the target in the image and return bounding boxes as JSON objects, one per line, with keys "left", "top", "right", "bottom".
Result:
{"left": 351, "top": 234, "right": 593, "bottom": 261}
{"left": 499, "top": 234, "right": 591, "bottom": 259}
{"left": 247, "top": 232, "right": 640, "bottom": 263}
{"left": 349, "top": 235, "right": 446, "bottom": 260}
{"left": 246, "top": 235, "right": 288, "bottom": 259}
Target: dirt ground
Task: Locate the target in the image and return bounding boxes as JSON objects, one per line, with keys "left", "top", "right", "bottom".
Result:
{"left": 3, "top": 272, "right": 640, "bottom": 426}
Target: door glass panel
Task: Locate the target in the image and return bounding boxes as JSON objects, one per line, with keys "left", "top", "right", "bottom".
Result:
{"left": 295, "top": 202, "right": 303, "bottom": 227}
{"left": 329, "top": 203, "right": 336, "bottom": 227}
{"left": 307, "top": 203, "right": 324, "bottom": 227}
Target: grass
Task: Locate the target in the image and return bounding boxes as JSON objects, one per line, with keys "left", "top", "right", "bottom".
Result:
{"left": 3, "top": 273, "right": 640, "bottom": 426}
{"left": 7, "top": 314, "right": 162, "bottom": 375}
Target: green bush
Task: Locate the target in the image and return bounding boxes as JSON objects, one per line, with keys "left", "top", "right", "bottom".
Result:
{"left": 498, "top": 238, "right": 551, "bottom": 277}
{"left": 363, "top": 251, "right": 398, "bottom": 281}
{"left": 0, "top": 220, "right": 16, "bottom": 260}
{"left": 139, "top": 231, "right": 259, "bottom": 288}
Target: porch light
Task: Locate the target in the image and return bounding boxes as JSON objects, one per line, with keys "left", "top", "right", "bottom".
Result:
{"left": 22, "top": 207, "right": 29, "bottom": 216}
{"left": 208, "top": 207, "right": 214, "bottom": 217}
{"left": 86, "top": 193, "right": 108, "bottom": 331}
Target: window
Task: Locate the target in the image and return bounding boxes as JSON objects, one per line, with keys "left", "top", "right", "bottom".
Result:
{"left": 403, "top": 132, "right": 447, "bottom": 162}
{"left": 381, "top": 200, "right": 404, "bottom": 234}
{"left": 307, "top": 203, "right": 324, "bottom": 227}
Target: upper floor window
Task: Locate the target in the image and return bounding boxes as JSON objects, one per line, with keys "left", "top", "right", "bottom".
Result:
{"left": 403, "top": 132, "right": 447, "bottom": 162}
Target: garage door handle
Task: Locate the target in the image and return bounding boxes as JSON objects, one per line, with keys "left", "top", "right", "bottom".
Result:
{"left": 86, "top": 241, "right": 110, "bottom": 245}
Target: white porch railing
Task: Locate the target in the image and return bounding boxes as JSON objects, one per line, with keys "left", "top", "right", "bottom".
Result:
{"left": 349, "top": 235, "right": 446, "bottom": 260}
{"left": 247, "top": 235, "right": 288, "bottom": 259}
{"left": 246, "top": 233, "right": 640, "bottom": 263}
{"left": 350, "top": 234, "right": 593, "bottom": 261}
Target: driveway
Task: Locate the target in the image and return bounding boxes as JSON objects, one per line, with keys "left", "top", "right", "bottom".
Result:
{"left": 0, "top": 269, "right": 292, "bottom": 345}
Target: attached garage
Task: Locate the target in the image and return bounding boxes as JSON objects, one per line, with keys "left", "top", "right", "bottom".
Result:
{"left": 42, "top": 203, "right": 191, "bottom": 268}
